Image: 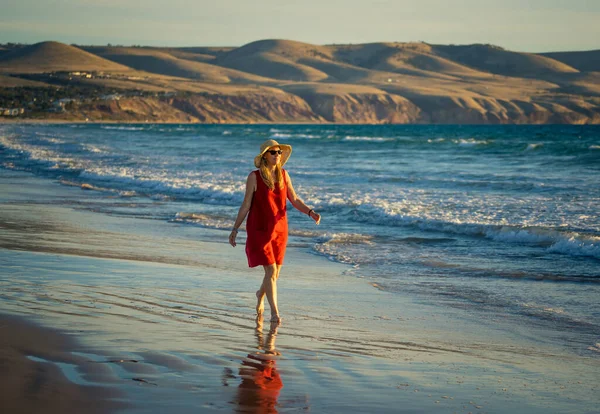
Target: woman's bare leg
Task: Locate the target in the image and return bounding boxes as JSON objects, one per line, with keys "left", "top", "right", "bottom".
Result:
{"left": 270, "top": 265, "right": 282, "bottom": 326}
{"left": 258, "top": 264, "right": 281, "bottom": 325}
{"left": 256, "top": 288, "right": 265, "bottom": 318}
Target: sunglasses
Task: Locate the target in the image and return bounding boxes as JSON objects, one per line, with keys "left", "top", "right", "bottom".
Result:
{"left": 267, "top": 150, "right": 283, "bottom": 155}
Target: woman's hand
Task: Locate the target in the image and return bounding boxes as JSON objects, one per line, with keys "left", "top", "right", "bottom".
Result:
{"left": 309, "top": 211, "right": 321, "bottom": 225}
{"left": 229, "top": 230, "right": 238, "bottom": 247}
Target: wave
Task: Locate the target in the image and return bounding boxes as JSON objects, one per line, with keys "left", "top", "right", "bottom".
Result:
{"left": 306, "top": 191, "right": 600, "bottom": 260}
{"left": 314, "top": 229, "right": 599, "bottom": 270}
{"left": 0, "top": 138, "right": 245, "bottom": 209}
{"left": 2, "top": 128, "right": 598, "bottom": 262}
{"left": 547, "top": 236, "right": 600, "bottom": 258}
{"left": 270, "top": 132, "right": 319, "bottom": 139}
{"left": 100, "top": 126, "right": 147, "bottom": 131}
{"left": 525, "top": 143, "right": 544, "bottom": 151}
{"left": 313, "top": 233, "right": 377, "bottom": 265}
{"left": 453, "top": 138, "right": 490, "bottom": 146}
{"left": 60, "top": 179, "right": 138, "bottom": 196}
{"left": 342, "top": 136, "right": 394, "bottom": 142}
{"left": 39, "top": 136, "right": 67, "bottom": 144}
{"left": 77, "top": 168, "right": 243, "bottom": 204}
{"left": 172, "top": 212, "right": 234, "bottom": 231}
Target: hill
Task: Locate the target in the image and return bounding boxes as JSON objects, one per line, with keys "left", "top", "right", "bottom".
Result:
{"left": 431, "top": 44, "right": 579, "bottom": 77}
{"left": 82, "top": 46, "right": 276, "bottom": 84}
{"left": 540, "top": 50, "right": 600, "bottom": 73}
{"left": 215, "top": 39, "right": 333, "bottom": 82}
{"left": 329, "top": 42, "right": 490, "bottom": 80}
{"left": 1, "top": 40, "right": 599, "bottom": 124}
{"left": 0, "top": 74, "right": 50, "bottom": 87}
{"left": 0, "top": 41, "right": 131, "bottom": 73}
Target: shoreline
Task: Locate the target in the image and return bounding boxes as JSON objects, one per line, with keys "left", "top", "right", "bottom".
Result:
{"left": 1, "top": 168, "right": 599, "bottom": 413}
{"left": 3, "top": 118, "right": 600, "bottom": 125}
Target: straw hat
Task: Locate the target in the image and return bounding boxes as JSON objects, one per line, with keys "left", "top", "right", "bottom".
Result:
{"left": 254, "top": 139, "right": 292, "bottom": 168}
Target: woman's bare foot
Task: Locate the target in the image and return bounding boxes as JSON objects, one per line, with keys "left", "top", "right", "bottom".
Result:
{"left": 256, "top": 290, "right": 265, "bottom": 317}
{"left": 270, "top": 314, "right": 282, "bottom": 327}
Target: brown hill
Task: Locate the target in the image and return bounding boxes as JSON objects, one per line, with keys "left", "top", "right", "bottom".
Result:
{"left": 82, "top": 46, "right": 275, "bottom": 84}
{"left": 217, "top": 40, "right": 422, "bottom": 84}
{"left": 330, "top": 42, "right": 489, "bottom": 80}
{"left": 431, "top": 44, "right": 579, "bottom": 78}
{"left": 0, "top": 74, "right": 51, "bottom": 87}
{"left": 2, "top": 39, "right": 599, "bottom": 124}
{"left": 221, "top": 39, "right": 334, "bottom": 61}
{"left": 540, "top": 50, "right": 600, "bottom": 73}
{"left": 216, "top": 39, "right": 332, "bottom": 82}
{"left": 172, "top": 46, "right": 234, "bottom": 57}
{"left": 162, "top": 50, "right": 217, "bottom": 63}
{"left": 0, "top": 41, "right": 131, "bottom": 73}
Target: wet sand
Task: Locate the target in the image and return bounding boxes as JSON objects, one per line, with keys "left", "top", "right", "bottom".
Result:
{"left": 0, "top": 313, "right": 126, "bottom": 414}
{"left": 1, "top": 169, "right": 599, "bottom": 413}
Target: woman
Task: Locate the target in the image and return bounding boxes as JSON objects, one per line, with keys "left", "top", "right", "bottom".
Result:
{"left": 229, "top": 139, "right": 321, "bottom": 326}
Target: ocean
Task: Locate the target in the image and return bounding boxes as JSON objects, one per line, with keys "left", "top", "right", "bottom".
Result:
{"left": 1, "top": 123, "right": 599, "bottom": 357}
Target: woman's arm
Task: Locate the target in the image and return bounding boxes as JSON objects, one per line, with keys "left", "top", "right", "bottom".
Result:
{"left": 229, "top": 172, "right": 257, "bottom": 247}
{"left": 285, "top": 172, "right": 321, "bottom": 225}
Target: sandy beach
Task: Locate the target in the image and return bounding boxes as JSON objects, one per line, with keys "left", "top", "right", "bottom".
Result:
{"left": 1, "top": 167, "right": 599, "bottom": 413}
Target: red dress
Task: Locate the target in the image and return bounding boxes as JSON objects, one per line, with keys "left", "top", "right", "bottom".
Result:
{"left": 245, "top": 170, "right": 289, "bottom": 267}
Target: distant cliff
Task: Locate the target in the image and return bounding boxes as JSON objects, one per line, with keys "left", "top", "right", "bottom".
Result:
{"left": 29, "top": 92, "right": 598, "bottom": 124}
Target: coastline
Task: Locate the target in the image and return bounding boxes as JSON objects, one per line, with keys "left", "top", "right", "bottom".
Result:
{"left": 2, "top": 40, "right": 599, "bottom": 125}
{"left": 3, "top": 118, "right": 600, "bottom": 125}
{"left": 1, "top": 168, "right": 599, "bottom": 413}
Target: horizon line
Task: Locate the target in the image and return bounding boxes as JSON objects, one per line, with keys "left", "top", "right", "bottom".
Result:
{"left": 1, "top": 39, "right": 599, "bottom": 55}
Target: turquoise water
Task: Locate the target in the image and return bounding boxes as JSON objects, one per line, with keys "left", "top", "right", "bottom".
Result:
{"left": 1, "top": 123, "right": 599, "bottom": 355}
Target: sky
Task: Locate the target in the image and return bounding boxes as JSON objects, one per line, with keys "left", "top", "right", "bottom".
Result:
{"left": 1, "top": 0, "right": 599, "bottom": 52}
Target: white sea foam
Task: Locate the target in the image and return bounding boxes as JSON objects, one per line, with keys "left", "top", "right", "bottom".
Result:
{"left": 40, "top": 137, "right": 67, "bottom": 144}
{"left": 302, "top": 187, "right": 600, "bottom": 260}
{"left": 343, "top": 136, "right": 394, "bottom": 142}
{"left": 77, "top": 167, "right": 244, "bottom": 205}
{"left": 0, "top": 135, "right": 78, "bottom": 171}
{"left": 313, "top": 233, "right": 375, "bottom": 265}
{"left": 486, "top": 228, "right": 555, "bottom": 244}
{"left": 521, "top": 302, "right": 566, "bottom": 315}
{"left": 454, "top": 138, "right": 489, "bottom": 146}
{"left": 589, "top": 145, "right": 600, "bottom": 150}
{"left": 82, "top": 144, "right": 106, "bottom": 154}
{"left": 1, "top": 135, "right": 245, "bottom": 204}
{"left": 525, "top": 143, "right": 543, "bottom": 151}
{"left": 101, "top": 126, "right": 146, "bottom": 131}
{"left": 173, "top": 212, "right": 234, "bottom": 230}
{"left": 547, "top": 235, "right": 600, "bottom": 259}
{"left": 271, "top": 132, "right": 319, "bottom": 139}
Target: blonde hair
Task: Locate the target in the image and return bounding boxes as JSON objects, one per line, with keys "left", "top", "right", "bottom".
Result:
{"left": 259, "top": 157, "right": 284, "bottom": 190}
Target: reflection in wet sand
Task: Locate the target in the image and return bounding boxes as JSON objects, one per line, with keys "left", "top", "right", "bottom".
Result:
{"left": 231, "top": 317, "right": 284, "bottom": 414}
